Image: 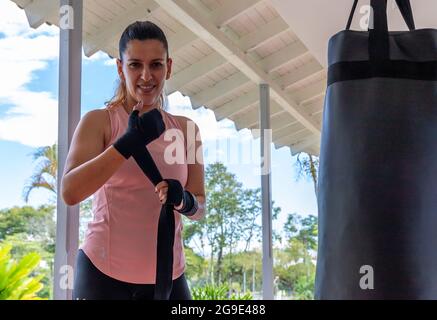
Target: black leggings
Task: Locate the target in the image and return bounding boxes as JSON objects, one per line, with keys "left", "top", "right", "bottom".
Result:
{"left": 73, "top": 249, "right": 192, "bottom": 300}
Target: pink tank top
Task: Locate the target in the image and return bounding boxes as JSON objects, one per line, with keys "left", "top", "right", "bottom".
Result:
{"left": 80, "top": 105, "right": 188, "bottom": 284}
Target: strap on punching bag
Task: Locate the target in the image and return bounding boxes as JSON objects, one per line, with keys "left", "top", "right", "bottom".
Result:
{"left": 345, "top": 0, "right": 415, "bottom": 62}
{"left": 346, "top": 0, "right": 415, "bottom": 31}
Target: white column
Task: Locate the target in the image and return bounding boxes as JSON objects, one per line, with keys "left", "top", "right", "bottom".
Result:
{"left": 54, "top": 0, "right": 83, "bottom": 300}
{"left": 259, "top": 83, "right": 274, "bottom": 299}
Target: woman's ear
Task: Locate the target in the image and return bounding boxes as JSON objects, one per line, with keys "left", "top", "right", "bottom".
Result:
{"left": 166, "top": 58, "right": 173, "bottom": 80}
{"left": 116, "top": 58, "right": 124, "bottom": 81}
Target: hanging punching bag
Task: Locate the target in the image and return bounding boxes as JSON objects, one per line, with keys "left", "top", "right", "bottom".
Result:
{"left": 315, "top": 0, "right": 437, "bottom": 299}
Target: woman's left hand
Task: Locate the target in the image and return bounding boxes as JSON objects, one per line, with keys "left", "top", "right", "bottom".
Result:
{"left": 155, "top": 181, "right": 184, "bottom": 209}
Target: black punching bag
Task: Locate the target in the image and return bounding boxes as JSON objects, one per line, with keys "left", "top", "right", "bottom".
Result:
{"left": 315, "top": 0, "right": 437, "bottom": 299}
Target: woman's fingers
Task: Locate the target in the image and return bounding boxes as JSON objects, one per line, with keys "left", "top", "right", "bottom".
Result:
{"left": 155, "top": 181, "right": 168, "bottom": 192}
{"left": 155, "top": 181, "right": 168, "bottom": 203}
{"left": 133, "top": 100, "right": 144, "bottom": 112}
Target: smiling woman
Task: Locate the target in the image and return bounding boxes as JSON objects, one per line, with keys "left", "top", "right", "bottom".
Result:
{"left": 60, "top": 21, "right": 206, "bottom": 300}
{"left": 108, "top": 22, "right": 171, "bottom": 113}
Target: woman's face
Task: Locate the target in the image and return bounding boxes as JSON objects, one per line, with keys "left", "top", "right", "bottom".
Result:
{"left": 117, "top": 39, "right": 172, "bottom": 108}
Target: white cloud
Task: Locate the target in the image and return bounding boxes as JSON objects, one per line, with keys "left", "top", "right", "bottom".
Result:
{"left": 0, "top": 0, "right": 59, "bottom": 147}
{"left": 104, "top": 58, "right": 117, "bottom": 66}
{"left": 0, "top": 1, "right": 58, "bottom": 38}
{"left": 166, "top": 91, "right": 246, "bottom": 142}
{"left": 83, "top": 50, "right": 116, "bottom": 66}
{"left": 0, "top": 90, "right": 58, "bottom": 147}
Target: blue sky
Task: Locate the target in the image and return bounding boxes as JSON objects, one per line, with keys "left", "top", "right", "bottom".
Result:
{"left": 0, "top": 1, "right": 317, "bottom": 234}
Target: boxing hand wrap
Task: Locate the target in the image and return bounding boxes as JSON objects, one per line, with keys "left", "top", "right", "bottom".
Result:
{"left": 113, "top": 108, "right": 165, "bottom": 159}
{"left": 164, "top": 179, "right": 199, "bottom": 217}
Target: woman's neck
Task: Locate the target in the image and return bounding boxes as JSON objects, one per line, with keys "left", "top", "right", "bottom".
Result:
{"left": 124, "top": 99, "right": 159, "bottom": 115}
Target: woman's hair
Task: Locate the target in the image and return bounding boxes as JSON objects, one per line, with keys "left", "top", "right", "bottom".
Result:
{"left": 105, "top": 21, "right": 169, "bottom": 110}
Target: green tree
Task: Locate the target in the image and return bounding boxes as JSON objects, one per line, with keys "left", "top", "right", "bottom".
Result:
{"left": 274, "top": 241, "right": 316, "bottom": 298}
{"left": 204, "top": 163, "right": 241, "bottom": 284}
{"left": 221, "top": 249, "right": 262, "bottom": 295}
{"left": 0, "top": 206, "right": 55, "bottom": 245}
{"left": 0, "top": 206, "right": 55, "bottom": 299}
{"left": 280, "top": 213, "right": 318, "bottom": 299}
{"left": 184, "top": 163, "right": 279, "bottom": 285}
{"left": 184, "top": 246, "right": 208, "bottom": 285}
{"left": 284, "top": 213, "right": 317, "bottom": 252}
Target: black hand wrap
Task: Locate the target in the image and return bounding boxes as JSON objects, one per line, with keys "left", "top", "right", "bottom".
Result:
{"left": 124, "top": 111, "right": 198, "bottom": 299}
{"left": 165, "top": 179, "right": 198, "bottom": 217}
{"left": 113, "top": 109, "right": 165, "bottom": 159}
{"left": 131, "top": 148, "right": 197, "bottom": 299}
{"left": 164, "top": 179, "right": 184, "bottom": 206}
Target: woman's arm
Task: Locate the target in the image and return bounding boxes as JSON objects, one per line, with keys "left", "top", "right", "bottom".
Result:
{"left": 61, "top": 109, "right": 126, "bottom": 206}
{"left": 178, "top": 116, "right": 206, "bottom": 221}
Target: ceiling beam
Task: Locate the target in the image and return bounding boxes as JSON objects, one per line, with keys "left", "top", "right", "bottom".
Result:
{"left": 275, "top": 129, "right": 311, "bottom": 148}
{"left": 258, "top": 41, "right": 307, "bottom": 74}
{"left": 290, "top": 135, "right": 321, "bottom": 156}
{"left": 190, "top": 72, "right": 250, "bottom": 109}
{"left": 281, "top": 60, "right": 323, "bottom": 89}
{"left": 166, "top": 51, "right": 226, "bottom": 93}
{"left": 271, "top": 122, "right": 304, "bottom": 140}
{"left": 252, "top": 116, "right": 300, "bottom": 138}
{"left": 301, "top": 98, "right": 324, "bottom": 116}
{"left": 232, "top": 102, "right": 283, "bottom": 130}
{"left": 168, "top": 28, "right": 198, "bottom": 53}
{"left": 214, "top": 89, "right": 259, "bottom": 121}
{"left": 83, "top": 0, "right": 159, "bottom": 57}
{"left": 156, "top": 0, "right": 321, "bottom": 135}
{"left": 290, "top": 79, "right": 326, "bottom": 105}
{"left": 213, "top": 0, "right": 264, "bottom": 26}
{"left": 240, "top": 16, "right": 289, "bottom": 52}
{"left": 262, "top": 113, "right": 297, "bottom": 132}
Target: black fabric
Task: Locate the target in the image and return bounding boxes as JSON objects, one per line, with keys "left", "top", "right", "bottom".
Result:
{"left": 316, "top": 1, "right": 437, "bottom": 299}
{"left": 346, "top": 0, "right": 358, "bottom": 31}
{"left": 328, "top": 60, "right": 437, "bottom": 85}
{"left": 164, "top": 179, "right": 184, "bottom": 206}
{"left": 73, "top": 249, "right": 191, "bottom": 300}
{"left": 130, "top": 129, "right": 192, "bottom": 300}
{"left": 397, "top": 0, "right": 415, "bottom": 30}
{"left": 131, "top": 147, "right": 174, "bottom": 300}
{"left": 177, "top": 190, "right": 198, "bottom": 217}
{"left": 113, "top": 109, "right": 165, "bottom": 159}
{"left": 369, "top": 0, "right": 389, "bottom": 61}
{"left": 165, "top": 179, "right": 198, "bottom": 217}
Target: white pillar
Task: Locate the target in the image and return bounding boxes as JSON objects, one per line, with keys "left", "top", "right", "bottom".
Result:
{"left": 259, "top": 83, "right": 274, "bottom": 300}
{"left": 54, "top": 0, "right": 83, "bottom": 300}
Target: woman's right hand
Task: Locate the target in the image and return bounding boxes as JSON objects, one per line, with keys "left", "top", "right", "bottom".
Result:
{"left": 113, "top": 101, "right": 165, "bottom": 159}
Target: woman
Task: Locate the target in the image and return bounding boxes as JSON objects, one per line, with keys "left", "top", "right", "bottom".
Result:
{"left": 61, "top": 21, "right": 205, "bottom": 300}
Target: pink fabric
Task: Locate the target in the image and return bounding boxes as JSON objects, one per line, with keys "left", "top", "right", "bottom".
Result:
{"left": 81, "top": 105, "right": 188, "bottom": 284}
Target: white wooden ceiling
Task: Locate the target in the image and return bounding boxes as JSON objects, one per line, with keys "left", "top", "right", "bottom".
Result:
{"left": 11, "top": 0, "right": 345, "bottom": 156}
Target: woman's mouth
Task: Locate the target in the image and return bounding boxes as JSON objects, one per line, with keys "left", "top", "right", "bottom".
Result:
{"left": 137, "top": 84, "right": 156, "bottom": 94}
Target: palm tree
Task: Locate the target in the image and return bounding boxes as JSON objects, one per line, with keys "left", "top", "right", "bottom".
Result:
{"left": 23, "top": 144, "right": 57, "bottom": 203}
{"left": 22, "top": 143, "right": 92, "bottom": 244}
{"left": 295, "top": 152, "right": 319, "bottom": 199}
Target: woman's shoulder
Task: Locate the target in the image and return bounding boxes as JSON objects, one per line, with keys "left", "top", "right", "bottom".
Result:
{"left": 81, "top": 108, "right": 110, "bottom": 128}
{"left": 80, "top": 107, "right": 111, "bottom": 144}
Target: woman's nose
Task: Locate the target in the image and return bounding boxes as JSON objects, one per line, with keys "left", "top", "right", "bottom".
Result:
{"left": 141, "top": 67, "right": 152, "bottom": 81}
